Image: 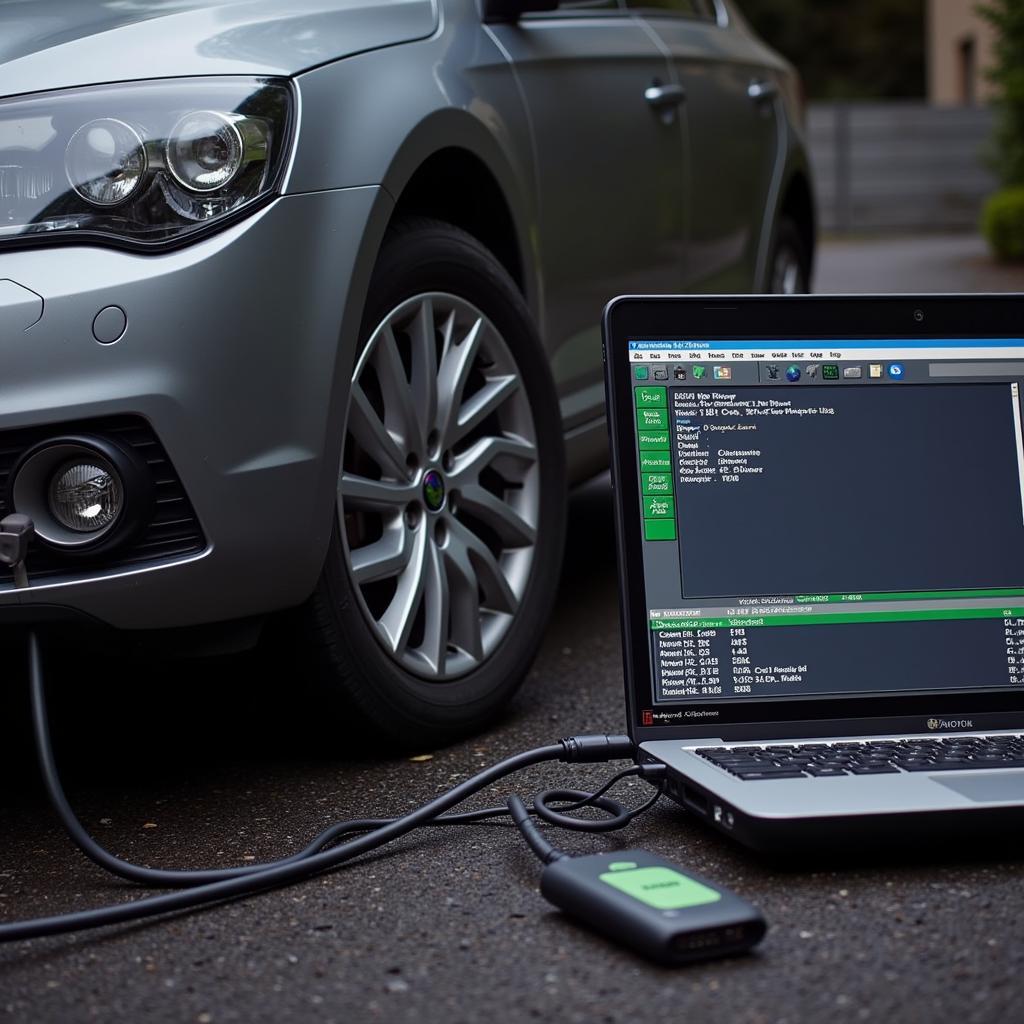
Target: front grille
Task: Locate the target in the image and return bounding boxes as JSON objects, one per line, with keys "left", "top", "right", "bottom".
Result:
{"left": 0, "top": 415, "right": 206, "bottom": 583}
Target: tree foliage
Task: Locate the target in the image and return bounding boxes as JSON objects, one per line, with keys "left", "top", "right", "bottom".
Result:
{"left": 736, "top": 0, "right": 926, "bottom": 100}
{"left": 979, "top": 0, "right": 1024, "bottom": 185}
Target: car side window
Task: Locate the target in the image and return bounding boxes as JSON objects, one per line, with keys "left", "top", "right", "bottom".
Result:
{"left": 624, "top": 0, "right": 716, "bottom": 18}
{"left": 555, "top": 1, "right": 619, "bottom": 9}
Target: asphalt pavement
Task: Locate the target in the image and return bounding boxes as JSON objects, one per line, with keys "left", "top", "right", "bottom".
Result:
{"left": 813, "top": 231, "right": 1024, "bottom": 293}
{"left": 1, "top": 234, "right": 1023, "bottom": 1024}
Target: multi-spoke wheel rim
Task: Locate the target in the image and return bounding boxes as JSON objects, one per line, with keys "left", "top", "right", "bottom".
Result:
{"left": 339, "top": 293, "right": 540, "bottom": 681}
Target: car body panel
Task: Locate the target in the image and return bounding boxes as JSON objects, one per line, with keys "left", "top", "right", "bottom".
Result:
{"left": 0, "top": 0, "right": 438, "bottom": 97}
{"left": 487, "top": 9, "right": 685, "bottom": 436}
{"left": 639, "top": 10, "right": 781, "bottom": 291}
{"left": 0, "top": 187, "right": 394, "bottom": 625}
{"left": 288, "top": 25, "right": 540, "bottom": 315}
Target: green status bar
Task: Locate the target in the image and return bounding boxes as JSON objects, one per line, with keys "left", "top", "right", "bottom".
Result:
{"left": 650, "top": 606, "right": 1024, "bottom": 631}
{"left": 793, "top": 587, "right": 1024, "bottom": 604}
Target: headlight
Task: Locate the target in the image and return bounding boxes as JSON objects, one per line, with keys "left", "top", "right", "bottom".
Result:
{"left": 0, "top": 77, "right": 293, "bottom": 249}
{"left": 166, "top": 111, "right": 246, "bottom": 193}
{"left": 65, "top": 118, "right": 148, "bottom": 206}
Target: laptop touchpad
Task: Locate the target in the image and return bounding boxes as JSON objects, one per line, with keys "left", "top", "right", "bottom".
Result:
{"left": 934, "top": 771, "right": 1024, "bottom": 803}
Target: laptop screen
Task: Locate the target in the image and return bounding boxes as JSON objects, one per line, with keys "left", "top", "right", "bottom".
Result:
{"left": 626, "top": 336, "right": 1024, "bottom": 730}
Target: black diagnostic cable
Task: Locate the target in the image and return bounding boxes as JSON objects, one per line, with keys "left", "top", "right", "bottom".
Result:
{"left": 6, "top": 632, "right": 768, "bottom": 966}
{"left": 507, "top": 793, "right": 567, "bottom": 864}
{"left": 505, "top": 768, "right": 669, "bottom": 867}
{"left": 0, "top": 631, "right": 658, "bottom": 944}
{"left": 531, "top": 772, "right": 666, "bottom": 833}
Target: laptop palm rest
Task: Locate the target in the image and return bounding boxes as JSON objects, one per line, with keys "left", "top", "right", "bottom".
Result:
{"left": 934, "top": 772, "right": 1024, "bottom": 803}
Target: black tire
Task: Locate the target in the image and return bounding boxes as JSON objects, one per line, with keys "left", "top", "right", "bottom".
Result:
{"left": 767, "top": 216, "right": 811, "bottom": 294}
{"left": 303, "top": 218, "right": 566, "bottom": 748}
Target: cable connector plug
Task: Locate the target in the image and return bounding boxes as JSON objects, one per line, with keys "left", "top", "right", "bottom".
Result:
{"left": 636, "top": 763, "right": 667, "bottom": 782}
{"left": 559, "top": 734, "right": 635, "bottom": 763}
{"left": 0, "top": 514, "right": 33, "bottom": 589}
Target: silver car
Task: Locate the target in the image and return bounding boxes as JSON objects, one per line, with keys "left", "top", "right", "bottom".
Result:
{"left": 0, "top": 0, "right": 814, "bottom": 744}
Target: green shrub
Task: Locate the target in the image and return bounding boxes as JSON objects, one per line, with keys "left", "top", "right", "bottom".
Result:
{"left": 979, "top": 1, "right": 1024, "bottom": 187}
{"left": 982, "top": 187, "right": 1024, "bottom": 262}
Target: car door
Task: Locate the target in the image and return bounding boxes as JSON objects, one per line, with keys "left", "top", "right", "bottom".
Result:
{"left": 486, "top": 0, "right": 685, "bottom": 435}
{"left": 627, "top": 0, "right": 781, "bottom": 291}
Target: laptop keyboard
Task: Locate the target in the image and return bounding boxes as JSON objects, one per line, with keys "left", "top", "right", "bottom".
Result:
{"left": 695, "top": 735, "right": 1024, "bottom": 780}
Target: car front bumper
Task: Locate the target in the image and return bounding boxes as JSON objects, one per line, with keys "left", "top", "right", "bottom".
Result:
{"left": 0, "top": 186, "right": 384, "bottom": 628}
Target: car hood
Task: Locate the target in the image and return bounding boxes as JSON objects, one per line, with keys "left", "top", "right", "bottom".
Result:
{"left": 0, "top": 0, "right": 438, "bottom": 98}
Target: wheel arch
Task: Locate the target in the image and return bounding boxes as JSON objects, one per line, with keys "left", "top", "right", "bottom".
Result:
{"left": 390, "top": 147, "right": 525, "bottom": 299}
{"left": 377, "top": 109, "right": 541, "bottom": 318}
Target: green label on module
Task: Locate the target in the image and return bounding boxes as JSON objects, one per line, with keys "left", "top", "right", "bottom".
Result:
{"left": 600, "top": 866, "right": 722, "bottom": 911}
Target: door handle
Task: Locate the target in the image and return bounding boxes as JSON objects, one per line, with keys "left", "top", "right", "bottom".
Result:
{"left": 747, "top": 79, "right": 779, "bottom": 102}
{"left": 645, "top": 83, "right": 687, "bottom": 110}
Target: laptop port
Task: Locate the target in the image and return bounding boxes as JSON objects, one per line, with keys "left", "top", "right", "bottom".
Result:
{"left": 681, "top": 785, "right": 710, "bottom": 817}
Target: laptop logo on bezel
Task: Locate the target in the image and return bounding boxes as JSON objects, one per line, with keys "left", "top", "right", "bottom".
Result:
{"left": 927, "top": 718, "right": 974, "bottom": 730}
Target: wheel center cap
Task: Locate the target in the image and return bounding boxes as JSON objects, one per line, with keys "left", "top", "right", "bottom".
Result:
{"left": 422, "top": 469, "right": 446, "bottom": 512}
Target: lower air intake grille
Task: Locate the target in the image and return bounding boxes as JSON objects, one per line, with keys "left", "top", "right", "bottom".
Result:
{"left": 0, "top": 415, "right": 205, "bottom": 582}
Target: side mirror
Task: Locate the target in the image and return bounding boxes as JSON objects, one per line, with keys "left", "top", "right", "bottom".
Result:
{"left": 483, "top": 0, "right": 559, "bottom": 23}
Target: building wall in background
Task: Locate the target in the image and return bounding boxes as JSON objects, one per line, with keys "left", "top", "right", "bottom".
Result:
{"left": 928, "top": 0, "right": 997, "bottom": 106}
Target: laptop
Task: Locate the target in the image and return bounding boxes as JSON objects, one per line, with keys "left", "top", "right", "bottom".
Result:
{"left": 602, "top": 294, "right": 1024, "bottom": 854}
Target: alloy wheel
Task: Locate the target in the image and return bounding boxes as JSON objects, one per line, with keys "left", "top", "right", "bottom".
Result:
{"left": 339, "top": 293, "right": 540, "bottom": 680}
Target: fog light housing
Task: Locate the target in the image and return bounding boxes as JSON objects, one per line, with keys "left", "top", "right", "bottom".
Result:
{"left": 10, "top": 436, "right": 152, "bottom": 551}
{"left": 48, "top": 458, "right": 123, "bottom": 534}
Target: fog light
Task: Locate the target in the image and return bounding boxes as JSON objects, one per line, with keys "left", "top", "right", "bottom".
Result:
{"left": 11, "top": 435, "right": 153, "bottom": 551}
{"left": 48, "top": 459, "right": 123, "bottom": 533}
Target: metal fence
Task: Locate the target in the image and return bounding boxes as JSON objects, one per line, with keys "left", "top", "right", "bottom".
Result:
{"left": 807, "top": 101, "right": 997, "bottom": 233}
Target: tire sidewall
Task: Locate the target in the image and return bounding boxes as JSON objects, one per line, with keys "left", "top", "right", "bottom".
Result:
{"left": 768, "top": 217, "right": 811, "bottom": 294}
{"left": 319, "top": 221, "right": 566, "bottom": 739}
